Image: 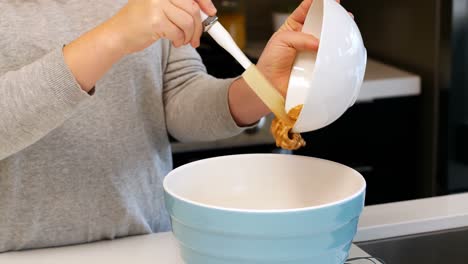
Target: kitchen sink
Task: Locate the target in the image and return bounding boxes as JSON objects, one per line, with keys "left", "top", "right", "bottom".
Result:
{"left": 356, "top": 227, "right": 468, "bottom": 264}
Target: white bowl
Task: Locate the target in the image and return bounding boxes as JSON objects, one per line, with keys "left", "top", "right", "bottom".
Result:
{"left": 286, "top": 0, "right": 367, "bottom": 133}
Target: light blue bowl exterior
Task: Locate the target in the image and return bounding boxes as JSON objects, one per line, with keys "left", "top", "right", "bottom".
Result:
{"left": 164, "top": 188, "right": 365, "bottom": 264}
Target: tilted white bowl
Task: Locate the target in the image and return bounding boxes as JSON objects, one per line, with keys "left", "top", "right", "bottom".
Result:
{"left": 286, "top": 0, "right": 367, "bottom": 133}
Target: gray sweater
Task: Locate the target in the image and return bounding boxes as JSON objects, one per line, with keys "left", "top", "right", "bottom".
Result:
{"left": 0, "top": 0, "right": 244, "bottom": 252}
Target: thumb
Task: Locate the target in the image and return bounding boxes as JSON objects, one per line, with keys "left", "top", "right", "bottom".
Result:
{"left": 273, "top": 31, "right": 319, "bottom": 52}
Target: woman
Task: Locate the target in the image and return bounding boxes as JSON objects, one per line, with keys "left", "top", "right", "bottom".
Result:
{"left": 0, "top": 0, "right": 326, "bottom": 252}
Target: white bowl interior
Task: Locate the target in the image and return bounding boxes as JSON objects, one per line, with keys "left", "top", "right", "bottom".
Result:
{"left": 164, "top": 155, "right": 365, "bottom": 211}
{"left": 286, "top": 0, "right": 367, "bottom": 133}
{"left": 285, "top": 0, "right": 323, "bottom": 114}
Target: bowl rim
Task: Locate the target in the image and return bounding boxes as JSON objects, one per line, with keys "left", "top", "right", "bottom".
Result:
{"left": 163, "top": 154, "right": 367, "bottom": 214}
{"left": 286, "top": 0, "right": 324, "bottom": 115}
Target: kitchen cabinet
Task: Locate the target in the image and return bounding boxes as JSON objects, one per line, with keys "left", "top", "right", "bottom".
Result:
{"left": 185, "top": 0, "right": 466, "bottom": 204}
{"left": 341, "top": 0, "right": 456, "bottom": 198}
{"left": 296, "top": 96, "right": 421, "bottom": 205}
{"left": 173, "top": 37, "right": 421, "bottom": 205}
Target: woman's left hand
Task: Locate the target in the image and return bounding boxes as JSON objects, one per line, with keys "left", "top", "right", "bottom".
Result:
{"left": 228, "top": 0, "right": 349, "bottom": 126}
{"left": 257, "top": 0, "right": 346, "bottom": 96}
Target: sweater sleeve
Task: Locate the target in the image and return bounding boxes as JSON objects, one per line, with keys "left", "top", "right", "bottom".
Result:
{"left": 163, "top": 44, "right": 245, "bottom": 143}
{"left": 0, "top": 47, "right": 90, "bottom": 160}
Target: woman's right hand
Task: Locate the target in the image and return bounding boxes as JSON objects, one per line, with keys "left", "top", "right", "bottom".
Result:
{"left": 111, "top": 0, "right": 217, "bottom": 55}
{"left": 64, "top": 0, "right": 216, "bottom": 91}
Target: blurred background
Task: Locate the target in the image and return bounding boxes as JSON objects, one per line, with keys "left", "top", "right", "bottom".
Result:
{"left": 171, "top": 0, "right": 468, "bottom": 206}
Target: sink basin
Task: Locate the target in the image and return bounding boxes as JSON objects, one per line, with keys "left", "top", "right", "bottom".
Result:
{"left": 356, "top": 227, "right": 468, "bottom": 264}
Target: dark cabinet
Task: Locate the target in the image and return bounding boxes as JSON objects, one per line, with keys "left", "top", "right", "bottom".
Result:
{"left": 296, "top": 97, "right": 421, "bottom": 205}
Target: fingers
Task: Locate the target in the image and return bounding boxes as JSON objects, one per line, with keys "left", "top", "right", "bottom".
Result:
{"left": 170, "top": 0, "right": 203, "bottom": 47}
{"left": 164, "top": 3, "right": 195, "bottom": 46}
{"left": 288, "top": 0, "right": 313, "bottom": 26}
{"left": 283, "top": 0, "right": 352, "bottom": 33}
{"left": 191, "top": 13, "right": 203, "bottom": 47}
{"left": 195, "top": 0, "right": 217, "bottom": 16}
{"left": 274, "top": 31, "right": 319, "bottom": 52}
{"left": 158, "top": 9, "right": 186, "bottom": 47}
{"left": 292, "top": 0, "right": 341, "bottom": 24}
{"left": 155, "top": 0, "right": 215, "bottom": 48}
{"left": 188, "top": 1, "right": 203, "bottom": 47}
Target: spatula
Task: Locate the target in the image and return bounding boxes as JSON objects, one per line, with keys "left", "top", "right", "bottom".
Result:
{"left": 200, "top": 12, "right": 292, "bottom": 124}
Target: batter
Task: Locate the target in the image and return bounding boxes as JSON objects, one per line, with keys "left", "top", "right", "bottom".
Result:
{"left": 271, "top": 104, "right": 306, "bottom": 150}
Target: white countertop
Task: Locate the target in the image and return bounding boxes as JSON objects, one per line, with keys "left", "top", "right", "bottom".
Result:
{"left": 356, "top": 192, "right": 468, "bottom": 242}
{"left": 0, "top": 232, "right": 379, "bottom": 264}
{"left": 357, "top": 59, "right": 420, "bottom": 102}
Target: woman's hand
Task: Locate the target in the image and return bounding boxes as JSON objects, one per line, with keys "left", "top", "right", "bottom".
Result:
{"left": 113, "top": 0, "right": 216, "bottom": 54}
{"left": 228, "top": 0, "right": 348, "bottom": 126}
{"left": 256, "top": 0, "right": 321, "bottom": 96}
{"left": 64, "top": 0, "right": 215, "bottom": 92}
{"left": 257, "top": 0, "right": 349, "bottom": 96}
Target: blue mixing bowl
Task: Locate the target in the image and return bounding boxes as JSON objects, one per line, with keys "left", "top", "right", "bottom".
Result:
{"left": 164, "top": 154, "right": 366, "bottom": 264}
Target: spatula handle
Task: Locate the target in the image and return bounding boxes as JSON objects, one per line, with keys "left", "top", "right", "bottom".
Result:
{"left": 242, "top": 66, "right": 292, "bottom": 124}
{"left": 200, "top": 11, "right": 292, "bottom": 124}
{"left": 200, "top": 11, "right": 252, "bottom": 69}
